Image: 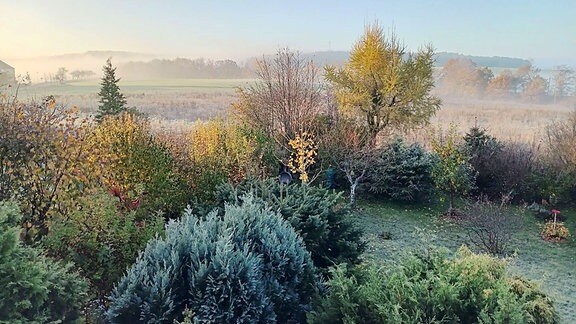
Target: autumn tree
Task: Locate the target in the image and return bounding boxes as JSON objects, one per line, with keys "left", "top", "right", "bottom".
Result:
{"left": 325, "top": 23, "right": 441, "bottom": 142}
{"left": 522, "top": 75, "right": 548, "bottom": 102}
{"left": 232, "top": 49, "right": 324, "bottom": 142}
{"left": 96, "top": 58, "right": 127, "bottom": 123}
{"left": 437, "top": 58, "right": 493, "bottom": 98}
{"left": 486, "top": 71, "right": 516, "bottom": 98}
{"left": 552, "top": 65, "right": 575, "bottom": 101}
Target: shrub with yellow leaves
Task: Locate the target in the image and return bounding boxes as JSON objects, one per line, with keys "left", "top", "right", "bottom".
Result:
{"left": 287, "top": 132, "right": 317, "bottom": 183}
{"left": 186, "top": 119, "right": 269, "bottom": 202}
{"left": 430, "top": 123, "right": 476, "bottom": 213}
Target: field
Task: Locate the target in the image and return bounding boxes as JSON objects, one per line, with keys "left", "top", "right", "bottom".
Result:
{"left": 14, "top": 78, "right": 575, "bottom": 143}
{"left": 354, "top": 200, "right": 576, "bottom": 323}
{"left": 15, "top": 79, "right": 252, "bottom": 122}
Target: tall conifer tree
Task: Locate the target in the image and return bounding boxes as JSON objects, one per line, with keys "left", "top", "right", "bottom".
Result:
{"left": 96, "top": 58, "right": 127, "bottom": 123}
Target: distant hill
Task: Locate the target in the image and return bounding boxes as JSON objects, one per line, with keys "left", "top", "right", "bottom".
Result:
{"left": 245, "top": 51, "right": 530, "bottom": 70}
{"left": 434, "top": 52, "right": 530, "bottom": 68}
{"left": 9, "top": 49, "right": 533, "bottom": 83}
{"left": 46, "top": 50, "right": 157, "bottom": 61}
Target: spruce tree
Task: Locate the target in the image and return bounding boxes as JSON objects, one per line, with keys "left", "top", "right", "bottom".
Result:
{"left": 96, "top": 58, "right": 127, "bottom": 123}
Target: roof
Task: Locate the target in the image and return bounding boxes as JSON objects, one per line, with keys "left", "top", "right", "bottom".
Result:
{"left": 0, "top": 60, "right": 14, "bottom": 71}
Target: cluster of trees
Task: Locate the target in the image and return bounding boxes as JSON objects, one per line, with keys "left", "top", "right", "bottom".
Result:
{"left": 436, "top": 58, "right": 575, "bottom": 102}
{"left": 0, "top": 23, "right": 568, "bottom": 322}
{"left": 40, "top": 67, "right": 96, "bottom": 83}
{"left": 118, "top": 57, "right": 251, "bottom": 79}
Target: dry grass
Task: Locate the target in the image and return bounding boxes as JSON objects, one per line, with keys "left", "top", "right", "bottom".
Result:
{"left": 405, "top": 97, "right": 575, "bottom": 146}
{"left": 15, "top": 81, "right": 576, "bottom": 145}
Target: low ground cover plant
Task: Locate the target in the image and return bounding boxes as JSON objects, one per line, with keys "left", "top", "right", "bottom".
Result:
{"left": 309, "top": 246, "right": 559, "bottom": 324}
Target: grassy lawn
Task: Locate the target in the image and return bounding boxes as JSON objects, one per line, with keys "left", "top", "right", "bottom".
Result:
{"left": 353, "top": 200, "right": 576, "bottom": 323}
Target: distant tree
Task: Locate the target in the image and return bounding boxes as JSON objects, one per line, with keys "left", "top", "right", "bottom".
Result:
{"left": 522, "top": 75, "right": 548, "bottom": 102}
{"left": 232, "top": 49, "right": 323, "bottom": 142}
{"left": 96, "top": 58, "right": 127, "bottom": 123}
{"left": 325, "top": 23, "right": 441, "bottom": 142}
{"left": 552, "top": 65, "right": 575, "bottom": 101}
{"left": 55, "top": 67, "right": 68, "bottom": 83}
{"left": 486, "top": 71, "right": 516, "bottom": 98}
{"left": 437, "top": 58, "right": 493, "bottom": 98}
{"left": 70, "top": 70, "right": 96, "bottom": 80}
{"left": 514, "top": 63, "right": 541, "bottom": 92}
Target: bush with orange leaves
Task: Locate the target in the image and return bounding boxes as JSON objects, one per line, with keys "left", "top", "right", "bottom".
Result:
{"left": 0, "top": 95, "right": 92, "bottom": 240}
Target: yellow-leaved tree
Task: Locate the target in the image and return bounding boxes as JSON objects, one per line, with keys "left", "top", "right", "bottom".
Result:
{"left": 325, "top": 23, "right": 441, "bottom": 143}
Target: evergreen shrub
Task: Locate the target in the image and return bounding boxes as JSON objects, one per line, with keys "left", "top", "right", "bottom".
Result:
{"left": 365, "top": 138, "right": 435, "bottom": 202}
{"left": 107, "top": 197, "right": 318, "bottom": 323}
{"left": 0, "top": 201, "right": 88, "bottom": 323}
{"left": 309, "top": 246, "right": 559, "bottom": 324}
{"left": 217, "top": 178, "right": 365, "bottom": 272}
{"left": 44, "top": 189, "right": 164, "bottom": 298}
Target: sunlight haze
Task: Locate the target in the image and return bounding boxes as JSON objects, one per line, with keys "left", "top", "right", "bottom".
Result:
{"left": 1, "top": 0, "right": 574, "bottom": 67}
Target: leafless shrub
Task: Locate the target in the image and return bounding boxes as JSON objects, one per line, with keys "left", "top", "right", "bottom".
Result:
{"left": 232, "top": 48, "right": 324, "bottom": 143}
{"left": 462, "top": 195, "right": 521, "bottom": 255}
{"left": 546, "top": 109, "right": 576, "bottom": 171}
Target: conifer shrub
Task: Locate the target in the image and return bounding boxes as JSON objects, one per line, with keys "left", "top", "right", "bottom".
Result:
{"left": 44, "top": 188, "right": 164, "bottom": 299}
{"left": 364, "top": 138, "right": 435, "bottom": 202}
{"left": 0, "top": 201, "right": 88, "bottom": 323}
{"left": 463, "top": 126, "right": 504, "bottom": 198}
{"left": 309, "top": 246, "right": 559, "bottom": 324}
{"left": 216, "top": 178, "right": 365, "bottom": 272}
{"left": 107, "top": 197, "right": 318, "bottom": 323}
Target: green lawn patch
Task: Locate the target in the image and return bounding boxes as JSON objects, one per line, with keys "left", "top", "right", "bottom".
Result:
{"left": 353, "top": 200, "right": 576, "bottom": 323}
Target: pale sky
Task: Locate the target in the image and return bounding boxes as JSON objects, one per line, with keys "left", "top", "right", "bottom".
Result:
{"left": 1, "top": 0, "right": 574, "bottom": 67}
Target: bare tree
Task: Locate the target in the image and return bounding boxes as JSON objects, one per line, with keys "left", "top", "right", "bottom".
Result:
{"left": 55, "top": 67, "right": 68, "bottom": 83}
{"left": 319, "top": 117, "right": 374, "bottom": 206}
{"left": 232, "top": 49, "right": 324, "bottom": 142}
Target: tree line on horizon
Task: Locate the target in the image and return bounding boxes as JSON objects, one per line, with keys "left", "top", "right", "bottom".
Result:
{"left": 435, "top": 58, "right": 575, "bottom": 103}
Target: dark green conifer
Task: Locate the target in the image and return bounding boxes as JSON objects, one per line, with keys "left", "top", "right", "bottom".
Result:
{"left": 95, "top": 58, "right": 127, "bottom": 123}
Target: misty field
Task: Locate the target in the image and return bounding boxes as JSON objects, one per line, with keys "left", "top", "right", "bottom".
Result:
{"left": 15, "top": 78, "right": 574, "bottom": 142}
{"left": 16, "top": 79, "right": 253, "bottom": 121}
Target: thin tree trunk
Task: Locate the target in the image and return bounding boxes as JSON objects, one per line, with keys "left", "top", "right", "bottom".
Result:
{"left": 350, "top": 182, "right": 357, "bottom": 206}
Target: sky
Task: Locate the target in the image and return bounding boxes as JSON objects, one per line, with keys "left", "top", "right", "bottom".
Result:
{"left": 1, "top": 0, "right": 574, "bottom": 67}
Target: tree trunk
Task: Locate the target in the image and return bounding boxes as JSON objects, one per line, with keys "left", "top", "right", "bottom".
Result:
{"left": 346, "top": 169, "right": 365, "bottom": 207}
{"left": 350, "top": 182, "right": 357, "bottom": 206}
